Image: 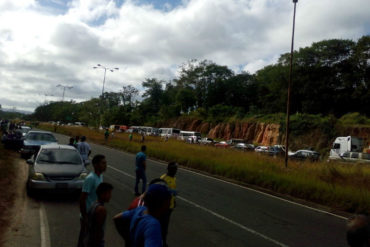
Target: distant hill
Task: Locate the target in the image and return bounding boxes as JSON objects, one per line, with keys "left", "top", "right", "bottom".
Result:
{"left": 1, "top": 108, "right": 31, "bottom": 115}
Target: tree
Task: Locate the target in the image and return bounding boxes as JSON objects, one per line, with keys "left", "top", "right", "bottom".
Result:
{"left": 121, "top": 85, "right": 139, "bottom": 107}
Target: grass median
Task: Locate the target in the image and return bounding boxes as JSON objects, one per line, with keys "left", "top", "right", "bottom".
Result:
{"left": 40, "top": 123, "right": 370, "bottom": 213}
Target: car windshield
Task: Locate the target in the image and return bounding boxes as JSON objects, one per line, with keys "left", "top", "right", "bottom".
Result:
{"left": 37, "top": 149, "right": 82, "bottom": 165}
{"left": 27, "top": 133, "right": 56, "bottom": 142}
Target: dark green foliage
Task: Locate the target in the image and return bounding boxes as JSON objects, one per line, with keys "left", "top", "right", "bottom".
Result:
{"left": 30, "top": 36, "right": 369, "bottom": 127}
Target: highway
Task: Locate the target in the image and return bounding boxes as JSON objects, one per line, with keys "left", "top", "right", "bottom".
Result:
{"left": 19, "top": 132, "right": 348, "bottom": 247}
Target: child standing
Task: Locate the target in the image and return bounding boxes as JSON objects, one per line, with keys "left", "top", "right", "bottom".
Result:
{"left": 160, "top": 162, "right": 178, "bottom": 247}
{"left": 85, "top": 182, "right": 113, "bottom": 247}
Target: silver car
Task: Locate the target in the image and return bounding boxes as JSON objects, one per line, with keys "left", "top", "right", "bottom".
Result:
{"left": 27, "top": 144, "right": 87, "bottom": 194}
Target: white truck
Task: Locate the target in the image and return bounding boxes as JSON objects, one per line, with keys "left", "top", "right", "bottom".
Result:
{"left": 328, "top": 136, "right": 364, "bottom": 161}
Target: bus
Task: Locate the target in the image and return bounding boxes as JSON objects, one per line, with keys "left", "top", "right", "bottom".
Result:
{"left": 159, "top": 128, "right": 181, "bottom": 138}
{"left": 178, "top": 131, "right": 201, "bottom": 141}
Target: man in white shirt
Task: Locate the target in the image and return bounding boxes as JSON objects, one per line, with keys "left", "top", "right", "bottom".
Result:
{"left": 77, "top": 136, "right": 91, "bottom": 165}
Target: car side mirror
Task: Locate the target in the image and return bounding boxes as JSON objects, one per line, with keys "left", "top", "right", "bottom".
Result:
{"left": 26, "top": 159, "right": 34, "bottom": 165}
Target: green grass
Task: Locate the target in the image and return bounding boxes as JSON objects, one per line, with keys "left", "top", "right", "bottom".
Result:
{"left": 40, "top": 123, "right": 370, "bottom": 213}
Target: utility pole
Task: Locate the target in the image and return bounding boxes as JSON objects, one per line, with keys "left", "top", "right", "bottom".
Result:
{"left": 93, "top": 64, "right": 119, "bottom": 127}
{"left": 285, "top": 0, "right": 298, "bottom": 168}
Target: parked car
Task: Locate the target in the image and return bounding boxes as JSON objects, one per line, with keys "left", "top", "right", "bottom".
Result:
{"left": 226, "top": 139, "right": 245, "bottom": 146}
{"left": 199, "top": 137, "right": 214, "bottom": 145}
{"left": 26, "top": 144, "right": 87, "bottom": 195}
{"left": 233, "top": 143, "right": 255, "bottom": 151}
{"left": 255, "top": 146, "right": 269, "bottom": 153}
{"left": 289, "top": 150, "right": 320, "bottom": 162}
{"left": 20, "top": 131, "right": 58, "bottom": 159}
{"left": 20, "top": 126, "right": 32, "bottom": 137}
{"left": 268, "top": 145, "right": 285, "bottom": 156}
{"left": 214, "top": 141, "right": 229, "bottom": 148}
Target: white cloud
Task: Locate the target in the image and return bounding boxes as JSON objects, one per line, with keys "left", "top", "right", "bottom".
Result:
{"left": 0, "top": 0, "right": 369, "bottom": 111}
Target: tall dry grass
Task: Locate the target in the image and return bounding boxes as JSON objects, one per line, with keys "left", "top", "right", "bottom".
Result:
{"left": 40, "top": 123, "right": 370, "bottom": 213}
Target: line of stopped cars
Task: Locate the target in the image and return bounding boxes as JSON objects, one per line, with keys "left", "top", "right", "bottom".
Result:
{"left": 17, "top": 130, "right": 88, "bottom": 196}
{"left": 198, "top": 137, "right": 320, "bottom": 161}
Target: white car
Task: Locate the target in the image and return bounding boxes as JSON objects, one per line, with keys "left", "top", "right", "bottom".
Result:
{"left": 255, "top": 146, "right": 269, "bottom": 153}
{"left": 199, "top": 137, "right": 214, "bottom": 145}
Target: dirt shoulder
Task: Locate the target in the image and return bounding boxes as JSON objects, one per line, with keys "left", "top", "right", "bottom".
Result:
{"left": 0, "top": 148, "right": 29, "bottom": 247}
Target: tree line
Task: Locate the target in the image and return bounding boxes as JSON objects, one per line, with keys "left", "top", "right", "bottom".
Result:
{"left": 31, "top": 36, "right": 370, "bottom": 126}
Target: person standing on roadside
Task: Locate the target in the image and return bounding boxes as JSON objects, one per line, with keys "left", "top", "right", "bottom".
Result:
{"left": 78, "top": 154, "right": 107, "bottom": 247}
{"left": 141, "top": 131, "right": 145, "bottom": 143}
{"left": 85, "top": 182, "right": 113, "bottom": 247}
{"left": 104, "top": 129, "right": 109, "bottom": 141}
{"left": 134, "top": 145, "right": 147, "bottom": 196}
{"left": 160, "top": 162, "right": 178, "bottom": 247}
{"left": 129, "top": 133, "right": 133, "bottom": 142}
{"left": 78, "top": 136, "right": 91, "bottom": 165}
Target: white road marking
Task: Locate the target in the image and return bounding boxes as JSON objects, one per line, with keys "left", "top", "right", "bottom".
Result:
{"left": 108, "top": 165, "right": 289, "bottom": 247}
{"left": 39, "top": 203, "right": 51, "bottom": 247}
{"left": 60, "top": 134, "right": 347, "bottom": 220}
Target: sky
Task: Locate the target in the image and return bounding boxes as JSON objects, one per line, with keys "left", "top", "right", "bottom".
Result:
{"left": 0, "top": 0, "right": 369, "bottom": 112}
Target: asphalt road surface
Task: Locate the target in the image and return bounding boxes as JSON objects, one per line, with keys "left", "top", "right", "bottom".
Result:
{"left": 25, "top": 132, "right": 348, "bottom": 247}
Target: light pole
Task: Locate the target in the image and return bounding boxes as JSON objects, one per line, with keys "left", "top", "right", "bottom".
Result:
{"left": 56, "top": 84, "right": 73, "bottom": 101}
{"left": 93, "top": 64, "right": 119, "bottom": 127}
{"left": 285, "top": 0, "right": 298, "bottom": 168}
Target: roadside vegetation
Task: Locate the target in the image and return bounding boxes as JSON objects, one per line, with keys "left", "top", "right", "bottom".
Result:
{"left": 0, "top": 144, "right": 18, "bottom": 246}
{"left": 40, "top": 123, "right": 370, "bottom": 214}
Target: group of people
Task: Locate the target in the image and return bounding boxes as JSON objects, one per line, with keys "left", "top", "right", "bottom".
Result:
{"left": 77, "top": 145, "right": 177, "bottom": 247}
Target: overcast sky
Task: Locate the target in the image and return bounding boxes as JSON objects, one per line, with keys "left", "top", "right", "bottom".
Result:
{"left": 0, "top": 0, "right": 369, "bottom": 112}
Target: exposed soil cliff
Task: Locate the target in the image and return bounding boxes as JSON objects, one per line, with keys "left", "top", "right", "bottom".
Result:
{"left": 159, "top": 117, "right": 370, "bottom": 151}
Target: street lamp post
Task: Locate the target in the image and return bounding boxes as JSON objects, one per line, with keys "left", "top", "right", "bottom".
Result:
{"left": 93, "top": 64, "right": 119, "bottom": 127}
{"left": 56, "top": 84, "right": 73, "bottom": 101}
{"left": 285, "top": 0, "right": 298, "bottom": 168}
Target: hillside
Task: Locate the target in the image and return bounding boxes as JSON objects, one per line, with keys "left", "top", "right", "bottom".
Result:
{"left": 157, "top": 114, "right": 370, "bottom": 154}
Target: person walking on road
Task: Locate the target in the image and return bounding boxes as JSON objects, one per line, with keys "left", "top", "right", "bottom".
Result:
{"left": 85, "top": 182, "right": 113, "bottom": 247}
{"left": 78, "top": 154, "right": 107, "bottom": 247}
{"left": 78, "top": 136, "right": 91, "bottom": 165}
{"left": 134, "top": 145, "right": 147, "bottom": 196}
{"left": 114, "top": 183, "right": 171, "bottom": 247}
{"left": 160, "top": 162, "right": 178, "bottom": 247}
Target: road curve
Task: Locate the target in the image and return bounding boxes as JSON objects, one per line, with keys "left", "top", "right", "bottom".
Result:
{"left": 35, "top": 132, "right": 347, "bottom": 247}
